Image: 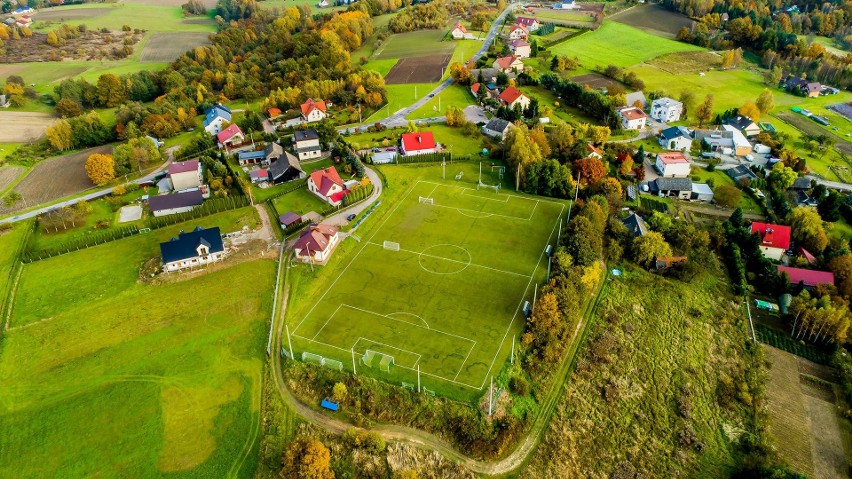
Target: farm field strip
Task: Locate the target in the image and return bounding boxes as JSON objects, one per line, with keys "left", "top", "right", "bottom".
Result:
{"left": 0, "top": 167, "right": 26, "bottom": 195}
{"left": 139, "top": 32, "right": 212, "bottom": 62}
{"left": 288, "top": 180, "right": 563, "bottom": 393}
{"left": 0, "top": 112, "right": 55, "bottom": 143}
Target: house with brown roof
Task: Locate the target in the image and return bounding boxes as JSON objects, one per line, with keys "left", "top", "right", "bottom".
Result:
{"left": 168, "top": 160, "right": 202, "bottom": 191}
{"left": 617, "top": 106, "right": 648, "bottom": 130}
{"left": 586, "top": 143, "right": 603, "bottom": 159}
{"left": 515, "top": 16, "right": 540, "bottom": 31}
{"left": 508, "top": 24, "right": 529, "bottom": 40}
{"left": 492, "top": 55, "right": 524, "bottom": 73}
{"left": 498, "top": 87, "right": 530, "bottom": 110}
{"left": 300, "top": 98, "right": 327, "bottom": 123}
{"left": 294, "top": 224, "right": 340, "bottom": 263}
{"left": 308, "top": 167, "right": 347, "bottom": 206}
{"left": 508, "top": 39, "right": 531, "bottom": 58}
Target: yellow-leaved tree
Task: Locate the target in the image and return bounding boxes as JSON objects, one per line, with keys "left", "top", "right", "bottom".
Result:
{"left": 85, "top": 153, "right": 115, "bottom": 186}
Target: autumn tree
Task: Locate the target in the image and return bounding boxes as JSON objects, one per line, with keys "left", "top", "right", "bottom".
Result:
{"left": 281, "top": 436, "right": 334, "bottom": 479}
{"left": 96, "top": 73, "right": 125, "bottom": 108}
{"left": 46, "top": 119, "right": 73, "bottom": 151}
{"left": 587, "top": 125, "right": 610, "bottom": 145}
{"left": 829, "top": 254, "right": 852, "bottom": 300}
{"left": 573, "top": 157, "right": 606, "bottom": 188}
{"left": 713, "top": 184, "right": 742, "bottom": 208}
{"left": 524, "top": 292, "right": 567, "bottom": 364}
{"left": 768, "top": 162, "right": 798, "bottom": 191}
{"left": 594, "top": 177, "right": 622, "bottom": 205}
{"left": 332, "top": 382, "right": 347, "bottom": 403}
{"left": 790, "top": 207, "right": 828, "bottom": 252}
{"left": 755, "top": 88, "right": 775, "bottom": 114}
{"left": 694, "top": 94, "right": 714, "bottom": 127}
{"left": 739, "top": 102, "right": 761, "bottom": 122}
{"left": 632, "top": 231, "right": 672, "bottom": 268}
{"left": 85, "top": 153, "right": 115, "bottom": 186}
{"left": 505, "top": 126, "right": 543, "bottom": 188}
{"left": 55, "top": 98, "right": 82, "bottom": 118}
{"left": 449, "top": 62, "right": 472, "bottom": 85}
{"left": 445, "top": 105, "right": 466, "bottom": 126}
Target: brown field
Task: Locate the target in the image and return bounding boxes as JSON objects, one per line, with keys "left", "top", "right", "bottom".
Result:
{"left": 139, "top": 32, "right": 212, "bottom": 62}
{"left": 610, "top": 4, "right": 694, "bottom": 37}
{"left": 181, "top": 18, "right": 216, "bottom": 25}
{"left": 0, "top": 65, "right": 24, "bottom": 81}
{"left": 570, "top": 73, "right": 620, "bottom": 90}
{"left": 764, "top": 346, "right": 851, "bottom": 479}
{"left": 34, "top": 7, "right": 112, "bottom": 22}
{"left": 0, "top": 112, "right": 55, "bottom": 143}
{"left": 649, "top": 51, "right": 721, "bottom": 73}
{"left": 0, "top": 167, "right": 25, "bottom": 193}
{"left": 384, "top": 54, "right": 452, "bottom": 84}
{"left": 131, "top": 0, "right": 217, "bottom": 6}
{"left": 0, "top": 145, "right": 111, "bottom": 215}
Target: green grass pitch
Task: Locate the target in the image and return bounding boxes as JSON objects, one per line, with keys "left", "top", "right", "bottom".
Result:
{"left": 288, "top": 181, "right": 564, "bottom": 395}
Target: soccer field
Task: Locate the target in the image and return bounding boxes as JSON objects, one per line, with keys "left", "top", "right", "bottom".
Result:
{"left": 288, "top": 180, "right": 564, "bottom": 395}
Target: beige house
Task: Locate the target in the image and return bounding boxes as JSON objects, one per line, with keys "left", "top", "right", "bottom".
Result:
{"left": 168, "top": 160, "right": 202, "bottom": 191}
{"left": 492, "top": 55, "right": 524, "bottom": 73}
{"left": 294, "top": 224, "right": 340, "bottom": 263}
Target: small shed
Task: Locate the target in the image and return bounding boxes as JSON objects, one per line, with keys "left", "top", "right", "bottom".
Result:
{"left": 753, "top": 299, "right": 779, "bottom": 313}
{"left": 691, "top": 183, "right": 714, "bottom": 202}
{"left": 321, "top": 398, "right": 339, "bottom": 411}
{"left": 372, "top": 151, "right": 397, "bottom": 164}
{"left": 279, "top": 212, "right": 302, "bottom": 227}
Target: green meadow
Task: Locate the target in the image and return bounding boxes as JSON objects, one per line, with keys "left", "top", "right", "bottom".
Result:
{"left": 0, "top": 208, "right": 273, "bottom": 478}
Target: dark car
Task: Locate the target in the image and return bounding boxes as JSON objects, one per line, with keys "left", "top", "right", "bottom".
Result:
{"left": 346, "top": 213, "right": 357, "bottom": 221}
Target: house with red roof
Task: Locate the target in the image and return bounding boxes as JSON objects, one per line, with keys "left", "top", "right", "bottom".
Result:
{"left": 515, "top": 16, "right": 540, "bottom": 31}
{"left": 216, "top": 123, "right": 245, "bottom": 149}
{"left": 308, "top": 166, "right": 347, "bottom": 206}
{"left": 300, "top": 98, "right": 327, "bottom": 123}
{"left": 654, "top": 152, "right": 690, "bottom": 177}
{"left": 777, "top": 265, "right": 835, "bottom": 288}
{"left": 617, "top": 106, "right": 648, "bottom": 130}
{"left": 492, "top": 55, "right": 524, "bottom": 73}
{"left": 498, "top": 87, "right": 530, "bottom": 110}
{"left": 450, "top": 23, "right": 468, "bottom": 39}
{"left": 293, "top": 224, "right": 340, "bottom": 263}
{"left": 268, "top": 108, "right": 282, "bottom": 119}
{"left": 508, "top": 24, "right": 529, "bottom": 40}
{"left": 586, "top": 143, "right": 603, "bottom": 159}
{"left": 749, "top": 222, "right": 792, "bottom": 261}
{"left": 400, "top": 132, "right": 438, "bottom": 156}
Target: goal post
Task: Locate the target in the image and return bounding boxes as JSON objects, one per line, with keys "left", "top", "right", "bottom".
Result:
{"left": 361, "top": 349, "right": 394, "bottom": 372}
{"left": 418, "top": 196, "right": 434, "bottom": 205}
{"left": 383, "top": 241, "right": 400, "bottom": 251}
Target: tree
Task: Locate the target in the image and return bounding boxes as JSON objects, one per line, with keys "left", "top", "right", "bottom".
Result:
{"left": 817, "top": 190, "right": 842, "bottom": 221}
{"left": 755, "top": 88, "right": 775, "bottom": 114}
{"left": 113, "top": 137, "right": 162, "bottom": 176}
{"left": 695, "top": 94, "right": 714, "bottom": 127}
{"left": 45, "top": 119, "right": 73, "bottom": 151}
{"left": 595, "top": 177, "right": 622, "bottom": 204}
{"left": 449, "top": 62, "right": 471, "bottom": 85}
{"left": 714, "top": 184, "right": 742, "bottom": 208}
{"left": 573, "top": 157, "right": 606, "bottom": 187}
{"left": 2, "top": 191, "right": 21, "bottom": 207}
{"left": 46, "top": 30, "right": 60, "bottom": 46}
{"left": 96, "top": 73, "right": 125, "bottom": 108}
{"left": 739, "top": 102, "right": 761, "bottom": 122}
{"left": 679, "top": 90, "right": 696, "bottom": 119}
{"left": 721, "top": 49, "right": 736, "bottom": 68}
{"left": 563, "top": 215, "right": 602, "bottom": 266}
{"left": 789, "top": 207, "right": 828, "bottom": 253}
{"left": 55, "top": 98, "right": 82, "bottom": 118}
{"left": 829, "top": 254, "right": 852, "bottom": 299}
{"left": 587, "top": 125, "right": 610, "bottom": 145}
{"left": 332, "top": 382, "right": 347, "bottom": 403}
{"left": 764, "top": 66, "right": 783, "bottom": 86}
{"left": 85, "top": 153, "right": 115, "bottom": 186}
{"left": 768, "top": 162, "right": 797, "bottom": 191}
{"left": 445, "top": 105, "right": 466, "bottom": 126}
{"left": 632, "top": 231, "right": 672, "bottom": 268}
{"left": 280, "top": 436, "right": 334, "bottom": 479}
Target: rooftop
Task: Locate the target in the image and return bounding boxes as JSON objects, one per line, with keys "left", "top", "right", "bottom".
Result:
{"left": 750, "top": 222, "right": 792, "bottom": 250}
{"left": 160, "top": 226, "right": 224, "bottom": 264}
{"left": 777, "top": 265, "right": 834, "bottom": 287}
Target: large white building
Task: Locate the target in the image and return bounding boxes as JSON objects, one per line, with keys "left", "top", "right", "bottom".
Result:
{"left": 655, "top": 152, "right": 691, "bottom": 177}
{"left": 617, "top": 106, "right": 648, "bottom": 130}
{"left": 159, "top": 226, "right": 226, "bottom": 272}
{"left": 649, "top": 97, "right": 683, "bottom": 123}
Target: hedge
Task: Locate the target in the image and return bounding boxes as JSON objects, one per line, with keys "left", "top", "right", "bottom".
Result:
{"left": 23, "top": 225, "right": 141, "bottom": 263}
{"left": 756, "top": 324, "right": 830, "bottom": 365}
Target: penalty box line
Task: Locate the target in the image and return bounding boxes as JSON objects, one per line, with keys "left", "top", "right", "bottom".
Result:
{"left": 417, "top": 180, "right": 566, "bottom": 207}
{"left": 351, "top": 337, "right": 422, "bottom": 367}
{"left": 368, "top": 241, "right": 532, "bottom": 279}
{"left": 476, "top": 201, "right": 567, "bottom": 390}
{"left": 419, "top": 182, "right": 542, "bottom": 222}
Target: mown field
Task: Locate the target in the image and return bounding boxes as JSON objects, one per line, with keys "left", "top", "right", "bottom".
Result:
{"left": 140, "top": 32, "right": 212, "bottom": 62}
{"left": 524, "top": 265, "right": 758, "bottom": 478}
{"left": 0, "top": 208, "right": 270, "bottom": 478}
{"left": 610, "top": 3, "right": 694, "bottom": 37}
{"left": 31, "top": 1, "right": 217, "bottom": 34}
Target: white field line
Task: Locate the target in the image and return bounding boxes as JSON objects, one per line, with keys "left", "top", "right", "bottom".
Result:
{"left": 352, "top": 336, "right": 422, "bottom": 368}
{"left": 342, "top": 303, "right": 477, "bottom": 344}
{"left": 461, "top": 187, "right": 510, "bottom": 203}
{"left": 366, "top": 241, "right": 531, "bottom": 278}
{"left": 418, "top": 180, "right": 566, "bottom": 206}
{"left": 453, "top": 341, "right": 477, "bottom": 381}
{"left": 477, "top": 201, "right": 566, "bottom": 390}
{"left": 292, "top": 181, "right": 423, "bottom": 335}
{"left": 310, "top": 304, "right": 343, "bottom": 340}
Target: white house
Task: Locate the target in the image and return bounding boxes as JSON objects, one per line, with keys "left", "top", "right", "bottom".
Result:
{"left": 655, "top": 152, "right": 691, "bottom": 177}
{"left": 293, "top": 129, "right": 322, "bottom": 161}
{"left": 203, "top": 105, "right": 231, "bottom": 136}
{"left": 216, "top": 123, "right": 245, "bottom": 149}
{"left": 159, "top": 226, "right": 226, "bottom": 273}
{"left": 515, "top": 16, "right": 540, "bottom": 31}
{"left": 649, "top": 97, "right": 683, "bottom": 123}
{"left": 617, "top": 106, "right": 648, "bottom": 130}
{"left": 293, "top": 224, "right": 340, "bottom": 263}
{"left": 168, "top": 160, "right": 202, "bottom": 191}
{"left": 450, "top": 23, "right": 467, "bottom": 39}
{"left": 307, "top": 166, "right": 347, "bottom": 206}
{"left": 508, "top": 24, "right": 529, "bottom": 40}
{"left": 493, "top": 55, "right": 524, "bottom": 73}
{"left": 658, "top": 126, "right": 692, "bottom": 151}
{"left": 722, "top": 124, "right": 753, "bottom": 156}
{"left": 300, "top": 98, "right": 327, "bottom": 123}
{"left": 400, "top": 132, "right": 438, "bottom": 156}
{"left": 482, "top": 118, "right": 514, "bottom": 139}
{"left": 508, "top": 39, "right": 531, "bottom": 58}
{"left": 497, "top": 87, "right": 530, "bottom": 110}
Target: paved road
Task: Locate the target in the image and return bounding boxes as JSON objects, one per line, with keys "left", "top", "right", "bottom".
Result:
{"left": 807, "top": 175, "right": 852, "bottom": 191}
{"left": 339, "top": 3, "right": 513, "bottom": 133}
{"left": 0, "top": 147, "right": 176, "bottom": 225}
{"left": 321, "top": 166, "right": 383, "bottom": 227}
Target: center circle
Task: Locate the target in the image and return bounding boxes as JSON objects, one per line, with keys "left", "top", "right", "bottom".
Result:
{"left": 418, "top": 244, "right": 472, "bottom": 275}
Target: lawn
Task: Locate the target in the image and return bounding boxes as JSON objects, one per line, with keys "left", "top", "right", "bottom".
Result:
{"left": 374, "top": 29, "right": 454, "bottom": 60}
{"left": 525, "top": 264, "right": 758, "bottom": 477}
{"left": 31, "top": 1, "right": 217, "bottom": 33}
{"left": 690, "top": 166, "right": 764, "bottom": 214}
{"left": 285, "top": 180, "right": 564, "bottom": 398}
{"left": 530, "top": 9, "right": 595, "bottom": 24}
{"left": 344, "top": 123, "right": 492, "bottom": 157}
{"left": 407, "top": 83, "right": 477, "bottom": 119}
{"left": 550, "top": 21, "right": 703, "bottom": 69}
{"left": 364, "top": 83, "right": 433, "bottom": 123}
{"left": 0, "top": 207, "right": 269, "bottom": 478}
{"left": 271, "top": 187, "right": 329, "bottom": 217}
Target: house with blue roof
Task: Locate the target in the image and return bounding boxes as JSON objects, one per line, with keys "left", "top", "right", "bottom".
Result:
{"left": 203, "top": 105, "right": 232, "bottom": 136}
{"left": 658, "top": 126, "right": 692, "bottom": 151}
{"left": 159, "top": 226, "right": 226, "bottom": 272}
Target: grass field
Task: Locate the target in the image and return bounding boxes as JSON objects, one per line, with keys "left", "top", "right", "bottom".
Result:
{"left": 610, "top": 3, "right": 695, "bottom": 37}
{"left": 0, "top": 208, "right": 268, "bottom": 478}
{"left": 374, "top": 29, "right": 454, "bottom": 60}
{"left": 550, "top": 21, "right": 702, "bottom": 69}
{"left": 529, "top": 9, "right": 595, "bottom": 24}
{"left": 31, "top": 2, "right": 217, "bottom": 34}
{"left": 140, "top": 32, "right": 212, "bottom": 62}
{"left": 286, "top": 180, "right": 563, "bottom": 397}
{"left": 271, "top": 186, "right": 328, "bottom": 218}
{"left": 407, "top": 84, "right": 477, "bottom": 119}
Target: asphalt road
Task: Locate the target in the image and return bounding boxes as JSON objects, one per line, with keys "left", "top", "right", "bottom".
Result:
{"left": 0, "top": 148, "right": 176, "bottom": 225}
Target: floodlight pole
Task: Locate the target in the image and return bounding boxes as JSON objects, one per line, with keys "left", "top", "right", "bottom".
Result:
{"left": 417, "top": 364, "right": 421, "bottom": 393}
{"left": 351, "top": 348, "right": 357, "bottom": 375}
{"left": 286, "top": 324, "right": 294, "bottom": 359}
{"left": 489, "top": 376, "right": 493, "bottom": 415}
{"left": 533, "top": 284, "right": 537, "bottom": 313}
{"left": 442, "top": 159, "right": 446, "bottom": 180}
{"left": 511, "top": 336, "right": 515, "bottom": 364}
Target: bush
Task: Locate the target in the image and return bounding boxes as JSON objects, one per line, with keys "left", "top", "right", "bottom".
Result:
{"left": 509, "top": 376, "right": 529, "bottom": 396}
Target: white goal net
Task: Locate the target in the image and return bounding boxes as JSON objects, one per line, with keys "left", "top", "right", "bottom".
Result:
{"left": 362, "top": 349, "right": 394, "bottom": 371}
{"left": 477, "top": 182, "right": 501, "bottom": 193}
{"left": 418, "top": 196, "right": 434, "bottom": 205}
{"left": 383, "top": 241, "right": 400, "bottom": 251}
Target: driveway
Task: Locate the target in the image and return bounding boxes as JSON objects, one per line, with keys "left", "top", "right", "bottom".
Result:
{"left": 321, "top": 166, "right": 383, "bottom": 228}
{"left": 464, "top": 105, "right": 488, "bottom": 124}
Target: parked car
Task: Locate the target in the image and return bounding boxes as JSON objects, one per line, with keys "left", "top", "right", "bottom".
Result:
{"left": 346, "top": 213, "right": 356, "bottom": 221}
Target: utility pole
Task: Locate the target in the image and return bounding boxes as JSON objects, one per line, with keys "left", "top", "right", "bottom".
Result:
{"left": 442, "top": 158, "right": 446, "bottom": 180}
{"left": 351, "top": 348, "right": 357, "bottom": 375}
{"left": 510, "top": 336, "right": 515, "bottom": 364}
{"left": 417, "top": 364, "right": 421, "bottom": 393}
{"left": 488, "top": 376, "right": 493, "bottom": 415}
{"left": 286, "top": 324, "right": 294, "bottom": 359}
{"left": 533, "top": 283, "right": 537, "bottom": 312}
{"left": 516, "top": 164, "right": 520, "bottom": 191}
{"left": 358, "top": 103, "right": 362, "bottom": 123}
